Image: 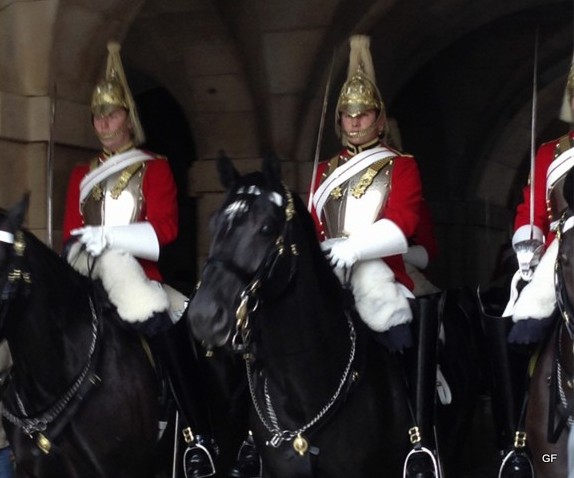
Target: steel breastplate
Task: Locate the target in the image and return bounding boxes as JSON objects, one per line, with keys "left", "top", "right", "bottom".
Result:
{"left": 81, "top": 163, "right": 146, "bottom": 226}
{"left": 321, "top": 160, "right": 393, "bottom": 238}
{"left": 547, "top": 136, "right": 574, "bottom": 224}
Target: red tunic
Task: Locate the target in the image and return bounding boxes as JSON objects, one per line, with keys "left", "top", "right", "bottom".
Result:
{"left": 412, "top": 200, "right": 438, "bottom": 265}
{"left": 311, "top": 144, "right": 422, "bottom": 290}
{"left": 63, "top": 152, "right": 178, "bottom": 281}
{"left": 513, "top": 131, "right": 574, "bottom": 246}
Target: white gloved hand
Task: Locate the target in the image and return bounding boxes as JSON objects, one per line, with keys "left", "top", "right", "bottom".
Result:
{"left": 403, "top": 245, "right": 429, "bottom": 270}
{"left": 322, "top": 219, "right": 408, "bottom": 270}
{"left": 514, "top": 239, "right": 544, "bottom": 282}
{"left": 326, "top": 238, "right": 359, "bottom": 269}
{"left": 71, "top": 222, "right": 160, "bottom": 261}
{"left": 71, "top": 226, "right": 109, "bottom": 257}
{"left": 320, "top": 238, "right": 345, "bottom": 254}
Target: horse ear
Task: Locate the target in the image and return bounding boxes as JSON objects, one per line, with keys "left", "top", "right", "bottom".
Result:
{"left": 7, "top": 192, "right": 30, "bottom": 231}
{"left": 216, "top": 151, "right": 239, "bottom": 190}
{"left": 262, "top": 152, "right": 283, "bottom": 187}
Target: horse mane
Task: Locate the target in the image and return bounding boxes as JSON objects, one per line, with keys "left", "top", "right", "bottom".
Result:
{"left": 289, "top": 188, "right": 348, "bottom": 307}
{"left": 18, "top": 227, "right": 89, "bottom": 293}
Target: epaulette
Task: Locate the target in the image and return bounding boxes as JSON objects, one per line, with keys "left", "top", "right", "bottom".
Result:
{"left": 89, "top": 157, "right": 101, "bottom": 172}
{"left": 554, "top": 133, "right": 573, "bottom": 158}
{"left": 385, "top": 143, "right": 413, "bottom": 158}
{"left": 324, "top": 154, "right": 341, "bottom": 179}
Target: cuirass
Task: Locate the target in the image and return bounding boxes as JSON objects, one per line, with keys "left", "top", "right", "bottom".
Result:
{"left": 547, "top": 138, "right": 574, "bottom": 224}
{"left": 321, "top": 160, "right": 393, "bottom": 238}
{"left": 82, "top": 163, "right": 146, "bottom": 226}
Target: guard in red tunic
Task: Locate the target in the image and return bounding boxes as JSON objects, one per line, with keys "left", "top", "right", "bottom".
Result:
{"left": 483, "top": 58, "right": 574, "bottom": 478}
{"left": 62, "top": 42, "right": 218, "bottom": 478}
{"left": 310, "top": 35, "right": 440, "bottom": 477}
{"left": 505, "top": 62, "right": 574, "bottom": 340}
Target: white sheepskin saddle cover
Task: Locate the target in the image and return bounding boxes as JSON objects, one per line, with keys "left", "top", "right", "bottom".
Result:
{"left": 512, "top": 238, "right": 558, "bottom": 321}
{"left": 67, "top": 243, "right": 169, "bottom": 323}
{"left": 339, "top": 259, "right": 412, "bottom": 332}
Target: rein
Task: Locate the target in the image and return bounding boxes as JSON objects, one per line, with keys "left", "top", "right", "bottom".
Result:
{"left": 247, "top": 310, "right": 357, "bottom": 454}
{"left": 212, "top": 185, "right": 358, "bottom": 455}
{"left": 0, "top": 228, "right": 102, "bottom": 454}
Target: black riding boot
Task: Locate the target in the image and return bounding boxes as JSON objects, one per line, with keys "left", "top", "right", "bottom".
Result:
{"left": 403, "top": 293, "right": 441, "bottom": 478}
{"left": 150, "top": 318, "right": 219, "bottom": 478}
{"left": 479, "top": 305, "right": 534, "bottom": 478}
{"left": 228, "top": 431, "right": 262, "bottom": 478}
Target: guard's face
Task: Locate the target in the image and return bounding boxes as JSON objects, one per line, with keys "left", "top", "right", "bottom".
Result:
{"left": 340, "top": 109, "right": 382, "bottom": 145}
{"left": 93, "top": 107, "right": 132, "bottom": 152}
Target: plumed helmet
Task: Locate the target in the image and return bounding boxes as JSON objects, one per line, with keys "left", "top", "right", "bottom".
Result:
{"left": 559, "top": 53, "right": 574, "bottom": 124}
{"left": 91, "top": 41, "right": 146, "bottom": 145}
{"left": 335, "top": 35, "right": 385, "bottom": 139}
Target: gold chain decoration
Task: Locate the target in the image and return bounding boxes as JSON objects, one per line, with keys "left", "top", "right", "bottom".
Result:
{"left": 350, "top": 158, "right": 393, "bottom": 199}
{"left": 91, "top": 162, "right": 143, "bottom": 201}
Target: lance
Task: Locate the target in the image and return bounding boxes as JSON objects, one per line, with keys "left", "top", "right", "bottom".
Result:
{"left": 307, "top": 52, "right": 335, "bottom": 212}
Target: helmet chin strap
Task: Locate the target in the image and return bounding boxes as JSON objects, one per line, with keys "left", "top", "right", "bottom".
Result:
{"left": 96, "top": 123, "right": 131, "bottom": 143}
{"left": 341, "top": 114, "right": 385, "bottom": 148}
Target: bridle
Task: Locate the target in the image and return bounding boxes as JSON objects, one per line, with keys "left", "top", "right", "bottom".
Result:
{"left": 203, "top": 184, "right": 297, "bottom": 357}
{"left": 203, "top": 184, "right": 359, "bottom": 456}
{"left": 0, "top": 227, "right": 102, "bottom": 455}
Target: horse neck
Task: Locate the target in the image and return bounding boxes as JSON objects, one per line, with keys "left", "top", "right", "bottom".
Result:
{"left": 257, "top": 245, "right": 352, "bottom": 399}
{"left": 5, "top": 237, "right": 93, "bottom": 406}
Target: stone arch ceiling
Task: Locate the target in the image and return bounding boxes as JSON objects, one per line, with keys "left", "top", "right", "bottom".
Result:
{"left": 46, "top": 0, "right": 573, "bottom": 285}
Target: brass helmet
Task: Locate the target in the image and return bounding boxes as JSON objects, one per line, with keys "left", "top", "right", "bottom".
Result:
{"left": 335, "top": 35, "right": 385, "bottom": 142}
{"left": 91, "top": 41, "right": 146, "bottom": 145}
{"left": 559, "top": 54, "right": 574, "bottom": 124}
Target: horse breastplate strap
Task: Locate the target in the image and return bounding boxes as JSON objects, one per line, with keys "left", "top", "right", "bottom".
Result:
{"left": 82, "top": 163, "right": 146, "bottom": 226}
{"left": 322, "top": 159, "right": 393, "bottom": 238}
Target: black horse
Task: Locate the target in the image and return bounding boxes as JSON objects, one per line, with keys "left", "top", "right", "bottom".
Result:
{"left": 0, "top": 196, "right": 163, "bottom": 478}
{"left": 187, "top": 154, "right": 481, "bottom": 477}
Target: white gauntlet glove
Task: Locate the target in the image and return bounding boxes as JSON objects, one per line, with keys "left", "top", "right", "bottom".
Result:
{"left": 321, "top": 219, "right": 408, "bottom": 270}
{"left": 71, "top": 222, "right": 160, "bottom": 261}
{"left": 71, "top": 226, "right": 109, "bottom": 257}
{"left": 511, "top": 224, "right": 545, "bottom": 282}
{"left": 402, "top": 245, "right": 429, "bottom": 270}
{"left": 514, "top": 239, "right": 544, "bottom": 282}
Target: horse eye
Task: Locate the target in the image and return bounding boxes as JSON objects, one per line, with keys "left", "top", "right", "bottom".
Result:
{"left": 260, "top": 224, "right": 273, "bottom": 235}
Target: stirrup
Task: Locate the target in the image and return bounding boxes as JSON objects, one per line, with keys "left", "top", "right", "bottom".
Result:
{"left": 403, "top": 446, "right": 440, "bottom": 478}
{"left": 498, "top": 449, "right": 534, "bottom": 478}
{"left": 183, "top": 441, "right": 216, "bottom": 478}
{"left": 228, "top": 433, "right": 262, "bottom": 478}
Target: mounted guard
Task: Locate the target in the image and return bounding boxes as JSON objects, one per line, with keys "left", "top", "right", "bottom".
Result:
{"left": 482, "top": 47, "right": 574, "bottom": 478}
{"left": 309, "top": 35, "right": 442, "bottom": 477}
{"left": 61, "top": 41, "right": 219, "bottom": 478}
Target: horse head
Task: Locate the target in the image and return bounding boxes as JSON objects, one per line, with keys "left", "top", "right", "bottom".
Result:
{"left": 188, "top": 153, "right": 300, "bottom": 350}
{"left": 0, "top": 195, "right": 31, "bottom": 332}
